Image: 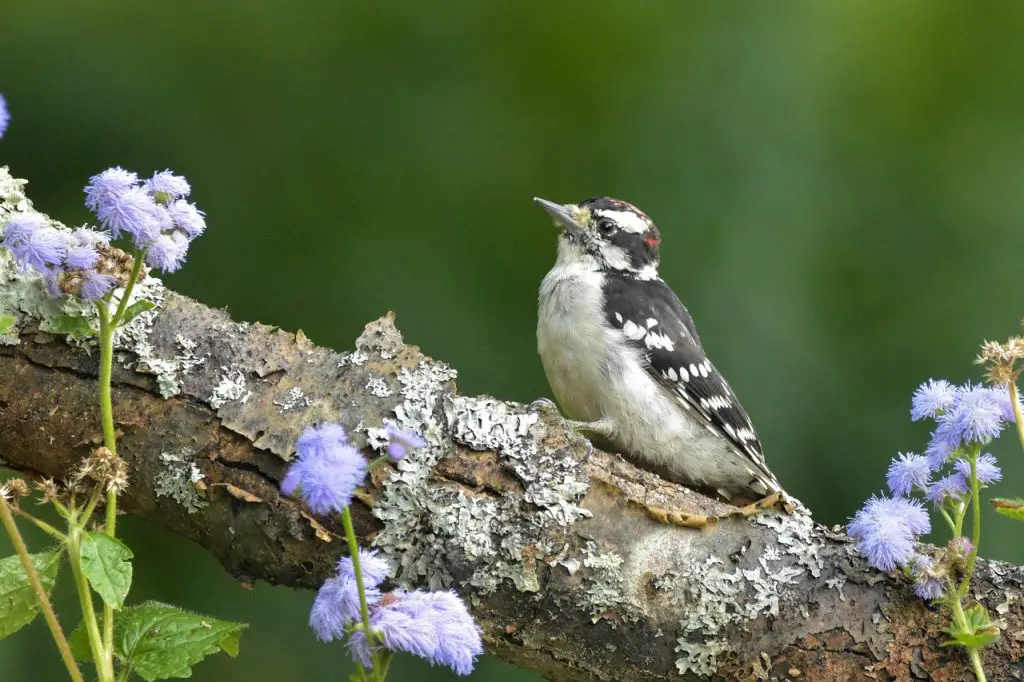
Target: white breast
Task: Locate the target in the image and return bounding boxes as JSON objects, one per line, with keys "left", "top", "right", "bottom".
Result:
{"left": 537, "top": 262, "right": 754, "bottom": 493}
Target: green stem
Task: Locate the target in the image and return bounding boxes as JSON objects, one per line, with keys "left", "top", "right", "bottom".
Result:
{"left": 967, "top": 647, "right": 987, "bottom": 682}
{"left": 95, "top": 303, "right": 117, "bottom": 455}
{"left": 1008, "top": 383, "right": 1024, "bottom": 455}
{"left": 937, "top": 506, "right": 957, "bottom": 535}
{"left": 94, "top": 301, "right": 121, "bottom": 666}
{"left": 0, "top": 501, "right": 84, "bottom": 682}
{"left": 959, "top": 452, "right": 982, "bottom": 598}
{"left": 341, "top": 506, "right": 381, "bottom": 674}
{"left": 68, "top": 528, "right": 114, "bottom": 681}
{"left": 9, "top": 506, "right": 67, "bottom": 541}
{"left": 110, "top": 252, "right": 144, "bottom": 327}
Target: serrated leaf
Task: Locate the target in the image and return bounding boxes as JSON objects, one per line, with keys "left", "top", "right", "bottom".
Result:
{"left": 115, "top": 601, "right": 246, "bottom": 681}
{"left": 943, "top": 604, "right": 1000, "bottom": 649}
{"left": 0, "top": 551, "right": 61, "bottom": 639}
{"left": 67, "top": 621, "right": 93, "bottom": 662}
{"left": 45, "top": 314, "right": 95, "bottom": 339}
{"left": 118, "top": 300, "right": 155, "bottom": 326}
{"left": 0, "top": 314, "right": 15, "bottom": 334}
{"left": 946, "top": 629, "right": 1000, "bottom": 649}
{"left": 80, "top": 532, "right": 133, "bottom": 609}
{"left": 992, "top": 497, "right": 1024, "bottom": 521}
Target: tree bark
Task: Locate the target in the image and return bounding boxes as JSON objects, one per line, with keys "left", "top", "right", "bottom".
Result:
{"left": 1, "top": 169, "right": 1023, "bottom": 681}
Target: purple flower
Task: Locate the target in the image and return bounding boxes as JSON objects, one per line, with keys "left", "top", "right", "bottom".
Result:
{"left": 911, "top": 556, "right": 945, "bottom": 601}
{"left": 0, "top": 94, "right": 9, "bottom": 140}
{"left": 169, "top": 200, "right": 206, "bottom": 237}
{"left": 349, "top": 590, "right": 482, "bottom": 675}
{"left": 309, "top": 576, "right": 381, "bottom": 643}
{"left": 94, "top": 185, "right": 163, "bottom": 243}
{"left": 925, "top": 474, "right": 969, "bottom": 505}
{"left": 848, "top": 495, "right": 929, "bottom": 571}
{"left": 282, "top": 421, "right": 367, "bottom": 515}
{"left": 7, "top": 225, "right": 67, "bottom": 272}
{"left": 885, "top": 452, "right": 931, "bottom": 497}
{"left": 295, "top": 422, "right": 348, "bottom": 459}
{"left": 911, "top": 379, "right": 956, "bottom": 421}
{"left": 955, "top": 453, "right": 1002, "bottom": 486}
{"left": 144, "top": 170, "right": 191, "bottom": 202}
{"left": 385, "top": 424, "right": 426, "bottom": 461}
{"left": 80, "top": 271, "right": 116, "bottom": 301}
{"left": 3, "top": 213, "right": 47, "bottom": 247}
{"left": 84, "top": 167, "right": 139, "bottom": 214}
{"left": 145, "top": 231, "right": 189, "bottom": 273}
{"left": 65, "top": 244, "right": 99, "bottom": 270}
{"left": 391, "top": 590, "right": 483, "bottom": 675}
{"left": 950, "top": 384, "right": 1007, "bottom": 442}
{"left": 338, "top": 549, "right": 391, "bottom": 590}
{"left": 70, "top": 227, "right": 110, "bottom": 247}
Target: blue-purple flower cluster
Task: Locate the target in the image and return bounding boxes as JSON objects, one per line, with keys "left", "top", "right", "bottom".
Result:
{"left": 310, "top": 549, "right": 482, "bottom": 675}
{"left": 284, "top": 421, "right": 481, "bottom": 676}
{"left": 3, "top": 213, "right": 120, "bottom": 301}
{"left": 84, "top": 168, "right": 205, "bottom": 273}
{"left": 1, "top": 167, "right": 205, "bottom": 302}
{"left": 0, "top": 93, "right": 9, "bottom": 140}
{"left": 848, "top": 380, "right": 1007, "bottom": 600}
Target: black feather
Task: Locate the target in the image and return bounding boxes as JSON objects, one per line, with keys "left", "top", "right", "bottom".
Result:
{"left": 601, "top": 273, "right": 780, "bottom": 492}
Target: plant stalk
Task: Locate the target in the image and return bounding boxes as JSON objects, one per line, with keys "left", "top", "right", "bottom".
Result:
{"left": 0, "top": 501, "right": 84, "bottom": 682}
{"left": 341, "top": 506, "right": 381, "bottom": 674}
{"left": 1008, "top": 383, "right": 1024, "bottom": 455}
{"left": 67, "top": 528, "right": 114, "bottom": 681}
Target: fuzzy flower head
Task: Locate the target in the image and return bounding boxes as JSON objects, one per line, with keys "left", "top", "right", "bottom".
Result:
{"left": 348, "top": 589, "right": 483, "bottom": 676}
{"left": 84, "top": 168, "right": 140, "bottom": 214}
{"left": 925, "top": 473, "right": 969, "bottom": 505}
{"left": 0, "top": 93, "right": 9, "bottom": 140}
{"left": 281, "top": 421, "right": 367, "bottom": 515}
{"left": 338, "top": 549, "right": 391, "bottom": 590}
{"left": 144, "top": 170, "right": 191, "bottom": 203}
{"left": 911, "top": 379, "right": 956, "bottom": 421}
{"left": 848, "top": 495, "right": 929, "bottom": 572}
{"left": 925, "top": 383, "right": 1010, "bottom": 467}
{"left": 885, "top": 452, "right": 932, "bottom": 497}
{"left": 954, "top": 453, "right": 1002, "bottom": 486}
{"left": 2, "top": 215, "right": 66, "bottom": 272}
{"left": 385, "top": 424, "right": 426, "bottom": 461}
{"left": 911, "top": 555, "right": 946, "bottom": 601}
{"left": 309, "top": 549, "right": 392, "bottom": 643}
{"left": 169, "top": 200, "right": 206, "bottom": 237}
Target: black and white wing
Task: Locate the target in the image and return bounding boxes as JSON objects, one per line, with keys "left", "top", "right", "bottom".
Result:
{"left": 602, "top": 274, "right": 781, "bottom": 495}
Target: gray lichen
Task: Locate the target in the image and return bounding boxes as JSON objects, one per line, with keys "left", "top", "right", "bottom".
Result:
{"left": 154, "top": 449, "right": 207, "bottom": 513}
{"left": 209, "top": 367, "right": 252, "bottom": 408}
{"left": 369, "top": 354, "right": 593, "bottom": 596}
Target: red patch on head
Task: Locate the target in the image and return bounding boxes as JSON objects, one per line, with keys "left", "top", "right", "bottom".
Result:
{"left": 644, "top": 233, "right": 660, "bottom": 248}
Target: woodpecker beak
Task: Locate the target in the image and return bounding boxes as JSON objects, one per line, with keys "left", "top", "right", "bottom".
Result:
{"left": 533, "top": 197, "right": 585, "bottom": 239}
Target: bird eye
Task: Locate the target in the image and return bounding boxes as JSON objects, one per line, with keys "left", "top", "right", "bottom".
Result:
{"left": 597, "top": 219, "right": 615, "bottom": 235}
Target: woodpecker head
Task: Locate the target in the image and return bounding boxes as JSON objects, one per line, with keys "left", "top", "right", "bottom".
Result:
{"left": 534, "top": 196, "right": 661, "bottom": 279}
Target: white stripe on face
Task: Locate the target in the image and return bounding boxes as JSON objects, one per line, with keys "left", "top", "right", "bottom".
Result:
{"left": 595, "top": 209, "right": 649, "bottom": 234}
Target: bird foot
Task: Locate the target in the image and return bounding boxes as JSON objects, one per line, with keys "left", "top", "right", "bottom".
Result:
{"left": 645, "top": 491, "right": 794, "bottom": 531}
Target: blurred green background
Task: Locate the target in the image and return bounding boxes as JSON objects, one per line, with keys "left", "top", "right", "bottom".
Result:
{"left": 3, "top": 1, "right": 1024, "bottom": 680}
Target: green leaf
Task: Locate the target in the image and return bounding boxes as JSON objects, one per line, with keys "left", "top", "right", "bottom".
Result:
{"left": 992, "top": 497, "right": 1024, "bottom": 521}
{"left": 44, "top": 314, "right": 95, "bottom": 339}
{"left": 0, "top": 551, "right": 61, "bottom": 639}
{"left": 115, "top": 601, "right": 246, "bottom": 681}
{"left": 118, "top": 300, "right": 155, "bottom": 327}
{"left": 67, "top": 621, "right": 93, "bottom": 662}
{"left": 0, "top": 314, "right": 16, "bottom": 335}
{"left": 943, "top": 604, "right": 1000, "bottom": 649}
{"left": 80, "top": 532, "right": 133, "bottom": 609}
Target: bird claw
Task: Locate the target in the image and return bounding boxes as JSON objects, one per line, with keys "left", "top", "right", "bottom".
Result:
{"left": 644, "top": 491, "right": 794, "bottom": 531}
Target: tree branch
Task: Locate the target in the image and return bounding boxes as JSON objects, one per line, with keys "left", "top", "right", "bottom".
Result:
{"left": 1, "top": 167, "right": 1023, "bottom": 681}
